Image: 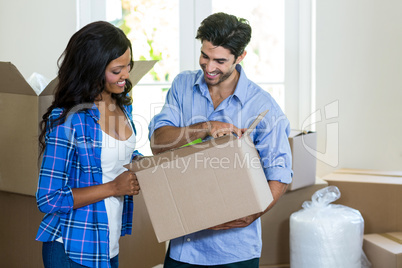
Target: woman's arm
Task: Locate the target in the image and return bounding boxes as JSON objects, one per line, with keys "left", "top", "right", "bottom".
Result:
{"left": 71, "top": 171, "right": 140, "bottom": 209}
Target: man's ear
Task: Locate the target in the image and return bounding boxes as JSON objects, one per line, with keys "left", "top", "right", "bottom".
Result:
{"left": 236, "top": 50, "right": 247, "bottom": 64}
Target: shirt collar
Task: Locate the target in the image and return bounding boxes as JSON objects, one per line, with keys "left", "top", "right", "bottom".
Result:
{"left": 232, "top": 64, "right": 248, "bottom": 106}
{"left": 194, "top": 64, "right": 248, "bottom": 106}
{"left": 87, "top": 103, "right": 100, "bottom": 121}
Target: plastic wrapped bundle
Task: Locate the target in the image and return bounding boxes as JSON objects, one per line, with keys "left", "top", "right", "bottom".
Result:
{"left": 290, "top": 186, "right": 366, "bottom": 268}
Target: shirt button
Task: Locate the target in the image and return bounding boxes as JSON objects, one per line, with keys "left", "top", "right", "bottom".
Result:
{"left": 186, "top": 238, "right": 191, "bottom": 242}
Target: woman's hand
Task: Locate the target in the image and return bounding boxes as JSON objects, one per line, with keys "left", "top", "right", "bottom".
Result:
{"left": 112, "top": 171, "right": 140, "bottom": 196}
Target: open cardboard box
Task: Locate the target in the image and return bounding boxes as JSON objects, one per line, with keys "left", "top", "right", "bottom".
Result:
{"left": 287, "top": 130, "right": 317, "bottom": 191}
{"left": 125, "top": 110, "right": 274, "bottom": 242}
{"left": 0, "top": 60, "right": 156, "bottom": 196}
{"left": 363, "top": 232, "right": 402, "bottom": 268}
{"left": 322, "top": 168, "right": 402, "bottom": 234}
{"left": 0, "top": 62, "right": 56, "bottom": 196}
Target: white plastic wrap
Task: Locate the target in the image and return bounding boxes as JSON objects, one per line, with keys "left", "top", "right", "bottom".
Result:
{"left": 290, "top": 186, "right": 370, "bottom": 268}
{"left": 28, "top": 72, "right": 51, "bottom": 95}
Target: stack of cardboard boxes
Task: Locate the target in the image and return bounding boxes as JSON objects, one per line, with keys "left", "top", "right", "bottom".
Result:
{"left": 323, "top": 169, "right": 402, "bottom": 268}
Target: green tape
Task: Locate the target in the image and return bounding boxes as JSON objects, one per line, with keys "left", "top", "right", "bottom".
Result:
{"left": 181, "top": 138, "right": 203, "bottom": 147}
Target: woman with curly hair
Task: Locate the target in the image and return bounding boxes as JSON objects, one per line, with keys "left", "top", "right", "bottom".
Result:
{"left": 36, "top": 21, "right": 141, "bottom": 268}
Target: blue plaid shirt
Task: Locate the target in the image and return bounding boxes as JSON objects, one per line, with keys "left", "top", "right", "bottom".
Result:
{"left": 36, "top": 103, "right": 140, "bottom": 268}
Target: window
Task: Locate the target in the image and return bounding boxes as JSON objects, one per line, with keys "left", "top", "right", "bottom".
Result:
{"left": 213, "top": 0, "right": 285, "bottom": 110}
{"left": 78, "top": 0, "right": 314, "bottom": 154}
{"left": 111, "top": 0, "right": 180, "bottom": 155}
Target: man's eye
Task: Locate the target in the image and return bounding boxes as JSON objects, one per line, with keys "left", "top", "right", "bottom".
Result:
{"left": 217, "top": 61, "right": 224, "bottom": 64}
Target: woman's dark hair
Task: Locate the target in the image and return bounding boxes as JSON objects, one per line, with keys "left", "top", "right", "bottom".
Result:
{"left": 195, "top": 12, "right": 252, "bottom": 59}
{"left": 39, "top": 21, "right": 134, "bottom": 156}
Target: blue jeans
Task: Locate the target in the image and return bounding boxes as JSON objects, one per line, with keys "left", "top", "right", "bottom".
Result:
{"left": 42, "top": 241, "right": 119, "bottom": 268}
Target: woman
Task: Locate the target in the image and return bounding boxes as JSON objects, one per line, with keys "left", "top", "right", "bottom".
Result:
{"left": 36, "top": 21, "right": 141, "bottom": 268}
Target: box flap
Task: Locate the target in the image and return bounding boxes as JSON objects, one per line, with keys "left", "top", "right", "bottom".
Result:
{"left": 39, "top": 60, "right": 156, "bottom": 96}
{"left": 130, "top": 60, "right": 158, "bottom": 87}
{"left": 39, "top": 78, "right": 58, "bottom": 96}
{"left": 0, "top": 60, "right": 156, "bottom": 96}
{"left": 288, "top": 130, "right": 316, "bottom": 138}
{"left": 322, "top": 172, "right": 402, "bottom": 185}
{"left": 0, "top": 62, "right": 35, "bottom": 95}
{"left": 334, "top": 168, "right": 402, "bottom": 177}
{"left": 242, "top": 109, "right": 269, "bottom": 137}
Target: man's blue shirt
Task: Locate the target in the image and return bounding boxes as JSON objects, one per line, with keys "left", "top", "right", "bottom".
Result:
{"left": 149, "top": 64, "right": 293, "bottom": 265}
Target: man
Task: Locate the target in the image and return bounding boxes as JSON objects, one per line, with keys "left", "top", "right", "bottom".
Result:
{"left": 148, "top": 12, "right": 293, "bottom": 267}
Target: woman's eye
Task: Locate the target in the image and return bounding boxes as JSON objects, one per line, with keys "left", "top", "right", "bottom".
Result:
{"left": 113, "top": 71, "right": 120, "bottom": 75}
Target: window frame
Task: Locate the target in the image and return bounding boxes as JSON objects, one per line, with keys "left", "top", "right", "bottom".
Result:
{"left": 78, "top": 0, "right": 314, "bottom": 130}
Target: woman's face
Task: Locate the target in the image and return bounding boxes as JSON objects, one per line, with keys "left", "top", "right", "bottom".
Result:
{"left": 104, "top": 48, "right": 131, "bottom": 95}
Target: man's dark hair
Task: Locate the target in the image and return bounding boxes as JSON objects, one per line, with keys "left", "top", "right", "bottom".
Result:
{"left": 196, "top": 12, "right": 252, "bottom": 59}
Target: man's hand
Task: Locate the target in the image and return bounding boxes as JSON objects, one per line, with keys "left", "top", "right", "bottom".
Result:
{"left": 208, "top": 212, "right": 263, "bottom": 230}
{"left": 205, "top": 121, "right": 245, "bottom": 138}
{"left": 208, "top": 180, "right": 288, "bottom": 231}
{"left": 151, "top": 121, "right": 245, "bottom": 154}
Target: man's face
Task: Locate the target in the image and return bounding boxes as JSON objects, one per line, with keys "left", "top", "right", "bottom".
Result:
{"left": 199, "top": 40, "right": 240, "bottom": 87}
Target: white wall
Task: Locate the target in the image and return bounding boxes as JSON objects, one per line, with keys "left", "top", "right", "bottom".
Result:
{"left": 0, "top": 0, "right": 77, "bottom": 80}
{"left": 315, "top": 0, "right": 402, "bottom": 176}
{"left": 2, "top": 0, "right": 401, "bottom": 176}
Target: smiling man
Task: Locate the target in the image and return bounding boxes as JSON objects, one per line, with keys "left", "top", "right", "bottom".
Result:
{"left": 148, "top": 12, "right": 293, "bottom": 268}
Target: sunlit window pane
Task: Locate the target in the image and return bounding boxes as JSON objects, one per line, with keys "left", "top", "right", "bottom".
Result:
{"left": 212, "top": 0, "right": 285, "bottom": 110}
{"left": 114, "top": 0, "right": 180, "bottom": 84}
{"left": 212, "top": 0, "right": 284, "bottom": 83}
{"left": 110, "top": 0, "right": 179, "bottom": 155}
{"left": 131, "top": 85, "right": 168, "bottom": 155}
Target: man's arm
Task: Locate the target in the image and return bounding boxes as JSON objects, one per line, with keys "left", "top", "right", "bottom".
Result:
{"left": 150, "top": 121, "right": 244, "bottom": 155}
{"left": 209, "top": 180, "right": 288, "bottom": 230}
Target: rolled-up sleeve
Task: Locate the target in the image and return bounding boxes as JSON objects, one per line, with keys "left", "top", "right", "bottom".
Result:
{"left": 254, "top": 113, "right": 293, "bottom": 184}
{"left": 36, "top": 124, "right": 75, "bottom": 214}
{"left": 148, "top": 76, "right": 184, "bottom": 139}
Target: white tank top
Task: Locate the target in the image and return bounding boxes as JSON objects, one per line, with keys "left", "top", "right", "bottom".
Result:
{"left": 56, "top": 121, "right": 136, "bottom": 258}
{"left": 101, "top": 123, "right": 136, "bottom": 258}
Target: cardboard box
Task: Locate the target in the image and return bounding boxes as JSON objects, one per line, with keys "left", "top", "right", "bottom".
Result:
{"left": 363, "top": 232, "right": 402, "bottom": 268}
{"left": 322, "top": 169, "right": 402, "bottom": 234}
{"left": 287, "top": 130, "right": 317, "bottom": 191}
{"left": 125, "top": 111, "right": 274, "bottom": 242}
{"left": 0, "top": 60, "right": 156, "bottom": 196}
{"left": 260, "top": 177, "right": 328, "bottom": 266}
{"left": 0, "top": 190, "right": 165, "bottom": 268}
{"left": 0, "top": 62, "right": 56, "bottom": 196}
